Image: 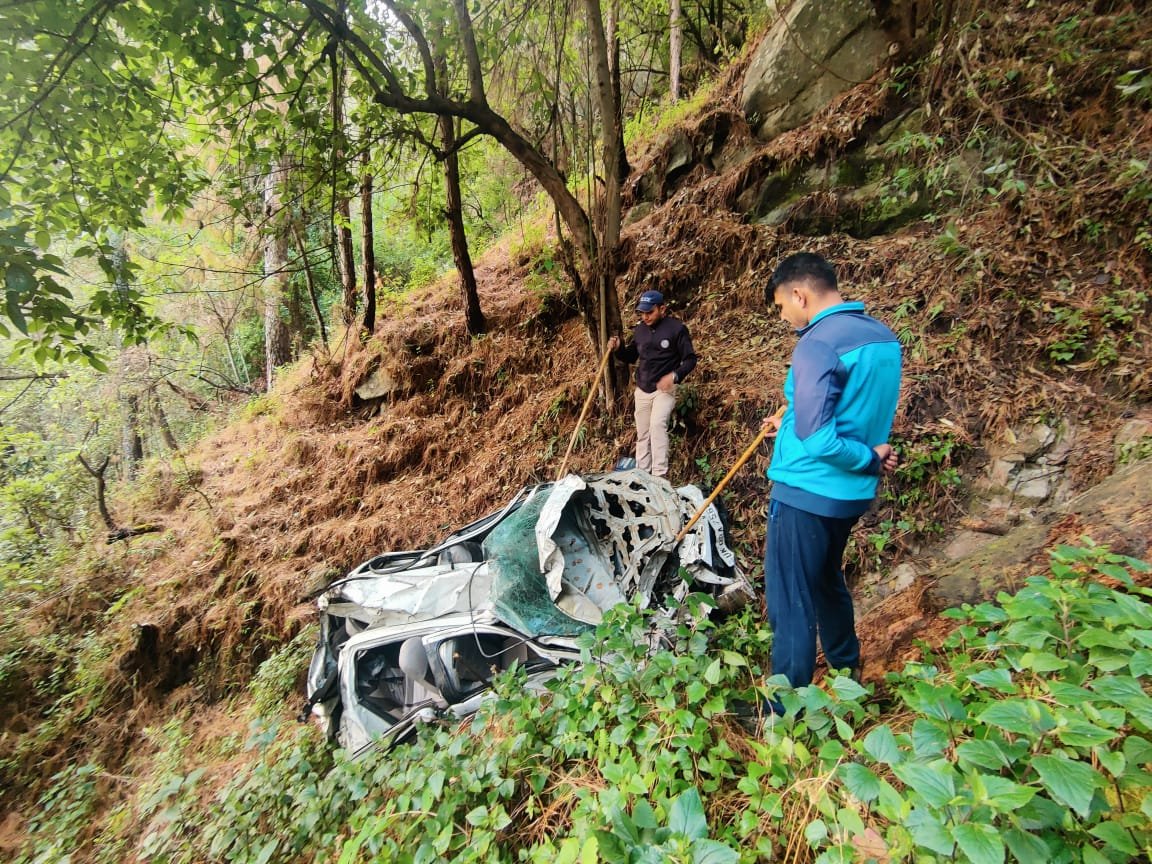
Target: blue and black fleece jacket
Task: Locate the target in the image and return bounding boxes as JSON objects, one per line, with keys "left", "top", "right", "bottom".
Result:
{"left": 768, "top": 301, "right": 902, "bottom": 519}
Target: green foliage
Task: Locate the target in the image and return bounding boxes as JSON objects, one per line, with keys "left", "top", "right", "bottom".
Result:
{"left": 895, "top": 542, "right": 1152, "bottom": 863}
{"left": 866, "top": 432, "right": 966, "bottom": 563}
{"left": 623, "top": 79, "right": 718, "bottom": 155}
{"left": 0, "top": 0, "right": 207, "bottom": 364}
{"left": 20, "top": 545, "right": 1152, "bottom": 863}
{"left": 249, "top": 627, "right": 318, "bottom": 720}
{"left": 1117, "top": 69, "right": 1152, "bottom": 104}
{"left": 13, "top": 762, "right": 101, "bottom": 864}
{"left": 593, "top": 789, "right": 739, "bottom": 864}
{"left": 1117, "top": 435, "right": 1152, "bottom": 466}
{"left": 1040, "top": 280, "right": 1150, "bottom": 366}
{"left": 0, "top": 427, "right": 90, "bottom": 589}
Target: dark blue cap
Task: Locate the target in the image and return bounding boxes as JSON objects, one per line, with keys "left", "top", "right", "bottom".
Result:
{"left": 636, "top": 290, "right": 664, "bottom": 312}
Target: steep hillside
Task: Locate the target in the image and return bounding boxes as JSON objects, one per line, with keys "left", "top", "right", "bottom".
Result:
{"left": 2, "top": 1, "right": 1151, "bottom": 859}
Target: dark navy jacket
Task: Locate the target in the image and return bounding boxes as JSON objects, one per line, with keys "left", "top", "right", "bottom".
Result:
{"left": 615, "top": 316, "right": 697, "bottom": 393}
{"left": 768, "top": 302, "right": 902, "bottom": 518}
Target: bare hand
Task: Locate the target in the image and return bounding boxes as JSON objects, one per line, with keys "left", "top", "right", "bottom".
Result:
{"left": 607, "top": 335, "right": 620, "bottom": 352}
{"left": 760, "top": 404, "right": 786, "bottom": 436}
{"left": 874, "top": 443, "right": 898, "bottom": 475}
{"left": 656, "top": 372, "right": 676, "bottom": 393}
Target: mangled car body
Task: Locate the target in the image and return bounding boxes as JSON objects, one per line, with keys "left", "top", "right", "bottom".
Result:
{"left": 305, "top": 469, "right": 752, "bottom": 754}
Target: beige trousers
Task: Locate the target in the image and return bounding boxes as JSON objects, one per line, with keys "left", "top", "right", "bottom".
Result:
{"left": 634, "top": 386, "right": 677, "bottom": 478}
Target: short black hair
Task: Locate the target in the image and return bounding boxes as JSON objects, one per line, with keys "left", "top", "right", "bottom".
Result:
{"left": 766, "top": 252, "right": 838, "bottom": 304}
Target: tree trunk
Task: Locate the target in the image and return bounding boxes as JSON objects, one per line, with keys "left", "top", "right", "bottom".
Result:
{"left": 121, "top": 393, "right": 144, "bottom": 481}
{"left": 262, "top": 162, "right": 293, "bottom": 389}
{"left": 77, "top": 454, "right": 116, "bottom": 531}
{"left": 581, "top": 0, "right": 626, "bottom": 399}
{"left": 670, "top": 0, "right": 683, "bottom": 102}
{"left": 149, "top": 388, "right": 179, "bottom": 452}
{"left": 359, "top": 148, "right": 377, "bottom": 334}
{"left": 331, "top": 43, "right": 358, "bottom": 327}
{"left": 292, "top": 222, "right": 329, "bottom": 346}
{"left": 439, "top": 118, "right": 486, "bottom": 336}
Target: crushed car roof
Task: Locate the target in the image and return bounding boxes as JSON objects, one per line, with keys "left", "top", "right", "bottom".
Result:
{"left": 306, "top": 469, "right": 751, "bottom": 753}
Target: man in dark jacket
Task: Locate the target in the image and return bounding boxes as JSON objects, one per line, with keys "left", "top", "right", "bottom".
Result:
{"left": 609, "top": 290, "right": 697, "bottom": 478}
{"left": 761, "top": 252, "right": 901, "bottom": 704}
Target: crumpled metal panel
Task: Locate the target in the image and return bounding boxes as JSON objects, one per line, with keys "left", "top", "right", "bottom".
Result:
{"left": 537, "top": 470, "right": 722, "bottom": 621}
{"left": 675, "top": 484, "right": 738, "bottom": 581}
{"left": 322, "top": 563, "right": 495, "bottom": 629}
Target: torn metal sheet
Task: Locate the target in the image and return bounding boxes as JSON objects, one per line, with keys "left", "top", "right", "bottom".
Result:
{"left": 321, "top": 563, "right": 495, "bottom": 630}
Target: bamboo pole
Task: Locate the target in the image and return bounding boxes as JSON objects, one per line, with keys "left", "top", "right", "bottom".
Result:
{"left": 674, "top": 404, "right": 786, "bottom": 544}
{"left": 556, "top": 345, "right": 614, "bottom": 481}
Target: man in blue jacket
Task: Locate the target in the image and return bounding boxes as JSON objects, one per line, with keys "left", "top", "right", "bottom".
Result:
{"left": 761, "top": 252, "right": 901, "bottom": 702}
{"left": 609, "top": 290, "right": 697, "bottom": 478}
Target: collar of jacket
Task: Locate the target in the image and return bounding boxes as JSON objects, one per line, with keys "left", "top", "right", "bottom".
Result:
{"left": 795, "top": 301, "right": 866, "bottom": 335}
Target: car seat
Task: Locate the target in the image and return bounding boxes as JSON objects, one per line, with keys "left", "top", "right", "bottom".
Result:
{"left": 398, "top": 637, "right": 447, "bottom": 709}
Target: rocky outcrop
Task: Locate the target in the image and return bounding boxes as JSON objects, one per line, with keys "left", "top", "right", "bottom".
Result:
{"left": 741, "top": 0, "right": 891, "bottom": 140}
{"left": 926, "top": 457, "right": 1152, "bottom": 610}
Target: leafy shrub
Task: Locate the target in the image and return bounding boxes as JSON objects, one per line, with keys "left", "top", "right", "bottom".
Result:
{"left": 14, "top": 763, "right": 101, "bottom": 864}
{"left": 29, "top": 545, "right": 1152, "bottom": 864}
{"left": 248, "top": 626, "right": 317, "bottom": 720}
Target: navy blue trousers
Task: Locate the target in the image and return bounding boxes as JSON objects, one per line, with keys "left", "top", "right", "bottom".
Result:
{"left": 764, "top": 499, "right": 860, "bottom": 690}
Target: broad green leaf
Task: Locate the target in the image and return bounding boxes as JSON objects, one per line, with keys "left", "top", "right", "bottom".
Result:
{"left": 690, "top": 839, "right": 739, "bottom": 864}
{"left": 668, "top": 789, "right": 708, "bottom": 840}
{"left": 1056, "top": 718, "right": 1119, "bottom": 749}
{"left": 1078, "top": 626, "right": 1133, "bottom": 649}
{"left": 910, "top": 719, "right": 949, "bottom": 758}
{"left": 1088, "top": 647, "right": 1131, "bottom": 672}
{"left": 633, "top": 799, "right": 657, "bottom": 830}
{"left": 721, "top": 650, "right": 747, "bottom": 667}
{"left": 907, "top": 810, "right": 953, "bottom": 856}
{"left": 907, "top": 682, "right": 965, "bottom": 720}
{"left": 1087, "top": 821, "right": 1139, "bottom": 855}
{"left": 979, "top": 775, "right": 1036, "bottom": 811}
{"left": 5, "top": 261, "right": 35, "bottom": 293}
{"left": 951, "top": 822, "right": 1005, "bottom": 864}
{"left": 830, "top": 675, "right": 868, "bottom": 702}
{"left": 957, "top": 739, "right": 1013, "bottom": 772}
{"left": 862, "top": 725, "right": 902, "bottom": 765}
{"left": 839, "top": 763, "right": 882, "bottom": 802}
{"left": 819, "top": 740, "right": 847, "bottom": 763}
{"left": 893, "top": 762, "right": 956, "bottom": 808}
{"left": 1003, "top": 828, "right": 1050, "bottom": 862}
{"left": 1016, "top": 651, "right": 1068, "bottom": 673}
{"left": 703, "top": 658, "right": 722, "bottom": 685}
{"left": 1094, "top": 747, "right": 1125, "bottom": 777}
{"left": 805, "top": 818, "right": 828, "bottom": 845}
{"left": 1130, "top": 650, "right": 1152, "bottom": 677}
{"left": 1031, "top": 755, "right": 1103, "bottom": 818}
{"left": 5, "top": 288, "right": 28, "bottom": 334}
{"left": 976, "top": 699, "right": 1055, "bottom": 735}
{"left": 968, "top": 668, "right": 1017, "bottom": 693}
{"left": 1092, "top": 677, "right": 1152, "bottom": 728}
{"left": 1048, "top": 681, "right": 1095, "bottom": 706}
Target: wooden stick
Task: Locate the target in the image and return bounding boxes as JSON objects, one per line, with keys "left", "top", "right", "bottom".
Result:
{"left": 674, "top": 404, "right": 785, "bottom": 544}
{"left": 556, "top": 344, "right": 614, "bottom": 481}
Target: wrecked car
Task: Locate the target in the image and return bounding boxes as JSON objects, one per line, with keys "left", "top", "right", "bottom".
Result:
{"left": 304, "top": 469, "right": 752, "bottom": 755}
